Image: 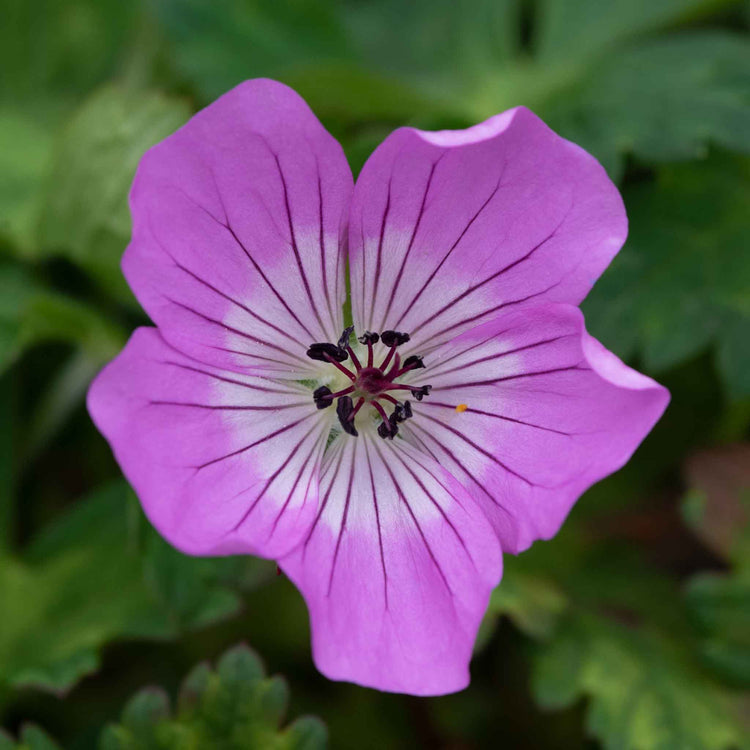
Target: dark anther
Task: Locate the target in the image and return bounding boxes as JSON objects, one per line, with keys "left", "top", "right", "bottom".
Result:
{"left": 358, "top": 331, "right": 379, "bottom": 345}
{"left": 391, "top": 400, "right": 413, "bottom": 424}
{"left": 380, "top": 330, "right": 410, "bottom": 347}
{"left": 306, "top": 342, "right": 348, "bottom": 363}
{"left": 378, "top": 419, "right": 398, "bottom": 440}
{"left": 411, "top": 385, "right": 432, "bottom": 401}
{"left": 337, "top": 326, "right": 355, "bottom": 349}
{"left": 313, "top": 385, "right": 333, "bottom": 409}
{"left": 336, "top": 396, "right": 359, "bottom": 437}
{"left": 402, "top": 355, "right": 424, "bottom": 370}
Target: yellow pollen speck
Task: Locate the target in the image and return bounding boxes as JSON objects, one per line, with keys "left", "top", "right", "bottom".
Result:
{"left": 455, "top": 404, "right": 468, "bottom": 413}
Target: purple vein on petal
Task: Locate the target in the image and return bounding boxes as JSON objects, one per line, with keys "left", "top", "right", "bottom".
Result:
{"left": 420, "top": 401, "right": 573, "bottom": 436}
{"left": 368, "top": 176, "right": 392, "bottom": 328}
{"left": 270, "top": 147, "right": 330, "bottom": 339}
{"left": 427, "top": 335, "right": 573, "bottom": 380}
{"left": 268, "top": 432, "right": 326, "bottom": 538}
{"left": 372, "top": 440, "right": 453, "bottom": 595}
{"left": 388, "top": 444, "right": 470, "bottom": 556}
{"left": 327, "top": 446, "right": 357, "bottom": 597}
{"left": 145, "top": 215, "right": 307, "bottom": 357}
{"left": 196, "top": 413, "right": 313, "bottom": 471}
{"left": 230, "top": 420, "right": 323, "bottom": 533}
{"left": 433, "top": 363, "right": 587, "bottom": 390}
{"left": 304, "top": 442, "right": 347, "bottom": 552}
{"left": 392, "top": 166, "right": 506, "bottom": 329}
{"left": 416, "top": 281, "right": 564, "bottom": 353}
{"left": 406, "top": 421, "right": 515, "bottom": 520}
{"left": 162, "top": 295, "right": 306, "bottom": 369}
{"left": 378, "top": 153, "right": 444, "bottom": 333}
{"left": 159, "top": 361, "right": 295, "bottom": 394}
{"left": 417, "top": 411, "right": 535, "bottom": 486}
{"left": 147, "top": 400, "right": 309, "bottom": 411}
{"left": 409, "top": 208, "right": 570, "bottom": 336}
{"left": 363, "top": 436, "right": 389, "bottom": 609}
{"left": 169, "top": 168, "right": 318, "bottom": 341}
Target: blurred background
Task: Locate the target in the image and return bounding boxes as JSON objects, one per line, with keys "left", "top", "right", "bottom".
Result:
{"left": 1, "top": 0, "right": 749, "bottom": 747}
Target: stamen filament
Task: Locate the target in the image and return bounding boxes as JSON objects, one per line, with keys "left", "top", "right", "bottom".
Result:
{"left": 380, "top": 394, "right": 400, "bottom": 406}
{"left": 367, "top": 341, "right": 373, "bottom": 368}
{"left": 325, "top": 354, "right": 356, "bottom": 381}
{"left": 331, "top": 386, "right": 355, "bottom": 399}
{"left": 346, "top": 346, "right": 362, "bottom": 372}
{"left": 392, "top": 362, "right": 418, "bottom": 378}
{"left": 380, "top": 345, "right": 397, "bottom": 371}
{"left": 349, "top": 396, "right": 365, "bottom": 420}
{"left": 371, "top": 400, "right": 391, "bottom": 426}
{"left": 385, "top": 353, "right": 401, "bottom": 379}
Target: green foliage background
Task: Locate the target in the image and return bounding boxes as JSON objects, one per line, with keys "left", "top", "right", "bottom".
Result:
{"left": 1, "top": 0, "right": 749, "bottom": 747}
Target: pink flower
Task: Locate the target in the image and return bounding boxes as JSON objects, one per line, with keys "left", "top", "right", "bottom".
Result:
{"left": 88, "top": 80, "right": 669, "bottom": 696}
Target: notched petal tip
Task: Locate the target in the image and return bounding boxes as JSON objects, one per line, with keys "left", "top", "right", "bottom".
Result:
{"left": 413, "top": 108, "right": 520, "bottom": 148}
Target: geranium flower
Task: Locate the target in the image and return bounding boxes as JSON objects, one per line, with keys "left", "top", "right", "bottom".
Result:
{"left": 88, "top": 79, "right": 669, "bottom": 696}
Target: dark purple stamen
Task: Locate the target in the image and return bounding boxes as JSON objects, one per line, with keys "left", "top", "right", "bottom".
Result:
{"left": 377, "top": 420, "right": 398, "bottom": 440}
{"left": 308, "top": 328, "right": 432, "bottom": 439}
{"left": 402, "top": 355, "right": 424, "bottom": 370}
{"left": 381, "top": 330, "right": 410, "bottom": 347}
{"left": 411, "top": 385, "right": 432, "bottom": 401}
{"left": 306, "top": 342, "right": 348, "bottom": 363}
{"left": 337, "top": 325, "right": 354, "bottom": 349}
{"left": 357, "top": 331, "right": 379, "bottom": 345}
{"left": 336, "top": 395, "right": 358, "bottom": 437}
{"left": 313, "top": 385, "right": 333, "bottom": 409}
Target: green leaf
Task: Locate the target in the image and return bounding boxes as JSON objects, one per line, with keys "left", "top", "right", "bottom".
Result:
{"left": 0, "top": 110, "right": 55, "bottom": 252}
{"left": 544, "top": 33, "right": 750, "bottom": 179}
{"left": 477, "top": 556, "right": 568, "bottom": 650}
{"left": 534, "top": 0, "right": 737, "bottom": 63}
{"left": 0, "top": 261, "right": 126, "bottom": 375}
{"left": 683, "top": 448, "right": 750, "bottom": 686}
{"left": 100, "top": 643, "right": 327, "bottom": 749}
{"left": 0, "top": 481, "right": 272, "bottom": 692}
{"left": 582, "top": 151, "right": 750, "bottom": 395}
{"left": 682, "top": 444, "right": 750, "bottom": 562}
{"left": 0, "top": 726, "right": 62, "bottom": 750}
{"left": 35, "top": 86, "right": 189, "bottom": 303}
{"left": 342, "top": 0, "right": 520, "bottom": 86}
{"left": 532, "top": 613, "right": 743, "bottom": 750}
{"left": 687, "top": 572, "right": 750, "bottom": 687}
{"left": 153, "top": 0, "right": 348, "bottom": 101}
{"left": 0, "top": 0, "right": 138, "bottom": 106}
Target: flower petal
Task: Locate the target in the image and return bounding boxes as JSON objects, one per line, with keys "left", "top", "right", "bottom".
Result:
{"left": 348, "top": 107, "right": 625, "bottom": 353}
{"left": 405, "top": 304, "right": 669, "bottom": 553}
{"left": 87, "top": 328, "right": 331, "bottom": 558}
{"left": 280, "top": 431, "right": 502, "bottom": 695}
{"left": 124, "top": 79, "right": 353, "bottom": 377}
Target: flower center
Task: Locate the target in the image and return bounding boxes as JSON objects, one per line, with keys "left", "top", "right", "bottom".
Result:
{"left": 306, "top": 327, "right": 432, "bottom": 439}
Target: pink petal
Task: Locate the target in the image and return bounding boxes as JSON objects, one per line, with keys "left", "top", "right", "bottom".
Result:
{"left": 348, "top": 107, "right": 625, "bottom": 353}
{"left": 405, "top": 303, "right": 669, "bottom": 553}
{"left": 87, "top": 328, "right": 331, "bottom": 558}
{"left": 281, "top": 431, "right": 502, "bottom": 696}
{"left": 124, "top": 79, "right": 353, "bottom": 377}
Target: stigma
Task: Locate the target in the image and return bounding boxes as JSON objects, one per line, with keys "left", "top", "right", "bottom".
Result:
{"left": 306, "top": 328, "right": 432, "bottom": 440}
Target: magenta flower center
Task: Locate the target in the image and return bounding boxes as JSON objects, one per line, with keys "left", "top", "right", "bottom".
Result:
{"left": 307, "top": 327, "right": 432, "bottom": 439}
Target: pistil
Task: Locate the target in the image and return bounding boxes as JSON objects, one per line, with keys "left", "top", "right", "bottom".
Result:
{"left": 306, "top": 327, "right": 432, "bottom": 439}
